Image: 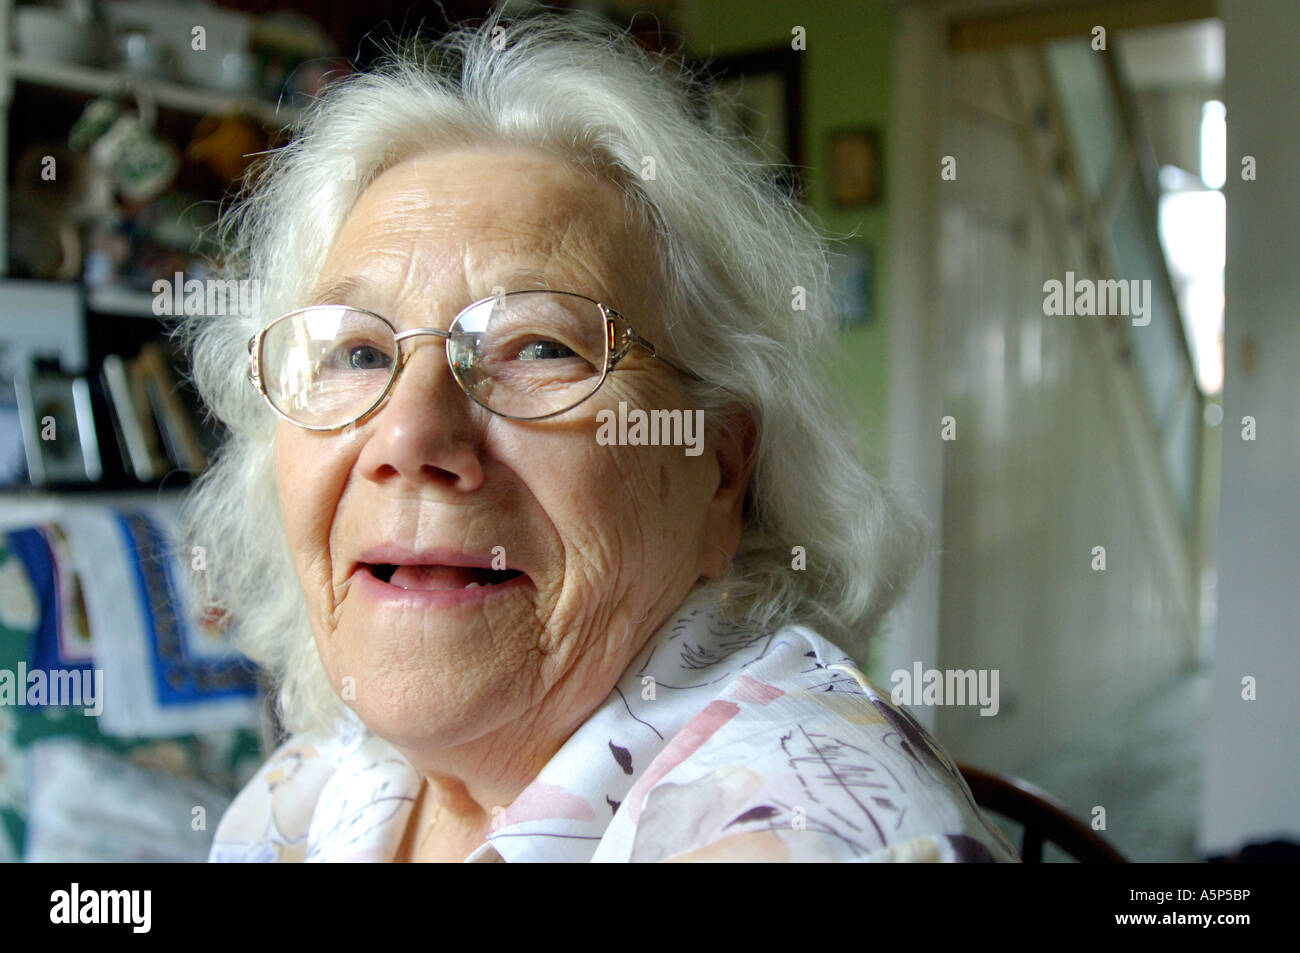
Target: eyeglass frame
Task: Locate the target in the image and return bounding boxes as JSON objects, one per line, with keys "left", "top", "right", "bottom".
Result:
{"left": 247, "top": 289, "right": 704, "bottom": 432}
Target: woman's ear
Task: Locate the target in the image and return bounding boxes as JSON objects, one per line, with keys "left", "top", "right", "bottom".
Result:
{"left": 697, "top": 408, "right": 758, "bottom": 579}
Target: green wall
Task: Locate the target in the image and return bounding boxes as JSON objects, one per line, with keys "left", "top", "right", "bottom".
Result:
{"left": 682, "top": 0, "right": 896, "bottom": 467}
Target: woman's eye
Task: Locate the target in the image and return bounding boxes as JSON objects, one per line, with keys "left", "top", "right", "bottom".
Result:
{"left": 348, "top": 345, "right": 391, "bottom": 370}
{"left": 515, "top": 340, "right": 576, "bottom": 360}
{"left": 325, "top": 342, "right": 391, "bottom": 371}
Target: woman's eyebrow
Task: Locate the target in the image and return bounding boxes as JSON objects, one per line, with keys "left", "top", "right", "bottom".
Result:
{"left": 305, "top": 272, "right": 589, "bottom": 314}
{"left": 495, "top": 269, "right": 555, "bottom": 291}
{"left": 307, "top": 276, "right": 371, "bottom": 307}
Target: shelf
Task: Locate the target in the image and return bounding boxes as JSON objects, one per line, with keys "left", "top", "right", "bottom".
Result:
{"left": 87, "top": 286, "right": 163, "bottom": 319}
{"left": 5, "top": 56, "right": 300, "bottom": 128}
{"left": 0, "top": 488, "right": 188, "bottom": 529}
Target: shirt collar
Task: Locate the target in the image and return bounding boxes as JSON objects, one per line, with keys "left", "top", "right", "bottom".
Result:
{"left": 482, "top": 586, "right": 768, "bottom": 862}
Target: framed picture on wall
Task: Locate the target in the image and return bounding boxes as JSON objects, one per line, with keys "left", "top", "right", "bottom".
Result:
{"left": 830, "top": 128, "right": 883, "bottom": 207}
{"left": 705, "top": 47, "right": 805, "bottom": 198}
{"left": 828, "top": 242, "right": 875, "bottom": 326}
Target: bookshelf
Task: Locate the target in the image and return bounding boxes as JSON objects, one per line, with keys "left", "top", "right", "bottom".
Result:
{"left": 4, "top": 282, "right": 220, "bottom": 493}
{"left": 0, "top": 0, "right": 299, "bottom": 493}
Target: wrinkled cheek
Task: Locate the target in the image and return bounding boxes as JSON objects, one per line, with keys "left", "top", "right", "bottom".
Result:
{"left": 310, "top": 601, "right": 358, "bottom": 699}
{"left": 278, "top": 527, "right": 332, "bottom": 636}
{"left": 277, "top": 441, "right": 351, "bottom": 633}
{"left": 546, "top": 534, "right": 638, "bottom": 666}
{"left": 536, "top": 549, "right": 602, "bottom": 657}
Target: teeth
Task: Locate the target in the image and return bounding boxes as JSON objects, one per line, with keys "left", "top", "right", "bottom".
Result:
{"left": 464, "top": 582, "right": 481, "bottom": 589}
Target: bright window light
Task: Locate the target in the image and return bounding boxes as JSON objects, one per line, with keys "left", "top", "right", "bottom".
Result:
{"left": 1159, "top": 190, "right": 1225, "bottom": 394}
{"left": 1201, "top": 100, "right": 1226, "bottom": 190}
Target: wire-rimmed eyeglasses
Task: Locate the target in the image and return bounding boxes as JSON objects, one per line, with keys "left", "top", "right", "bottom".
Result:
{"left": 247, "top": 290, "right": 701, "bottom": 431}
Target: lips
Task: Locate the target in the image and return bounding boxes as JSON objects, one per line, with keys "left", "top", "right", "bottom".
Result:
{"left": 349, "top": 547, "right": 528, "bottom": 594}
{"left": 368, "top": 564, "right": 523, "bottom": 591}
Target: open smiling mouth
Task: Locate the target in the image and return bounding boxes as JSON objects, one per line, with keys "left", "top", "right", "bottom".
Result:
{"left": 363, "top": 564, "right": 525, "bottom": 591}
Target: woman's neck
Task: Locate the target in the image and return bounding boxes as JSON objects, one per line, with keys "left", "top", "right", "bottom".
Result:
{"left": 395, "top": 778, "right": 494, "bottom": 862}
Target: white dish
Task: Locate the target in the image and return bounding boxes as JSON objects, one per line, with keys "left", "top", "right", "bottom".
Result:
{"left": 14, "top": 8, "right": 99, "bottom": 67}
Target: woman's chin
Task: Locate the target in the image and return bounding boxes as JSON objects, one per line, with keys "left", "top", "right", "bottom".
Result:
{"left": 320, "top": 610, "right": 542, "bottom": 750}
{"left": 339, "top": 683, "right": 514, "bottom": 755}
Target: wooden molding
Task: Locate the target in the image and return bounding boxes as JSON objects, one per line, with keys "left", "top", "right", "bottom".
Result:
{"left": 950, "top": 0, "right": 1219, "bottom": 52}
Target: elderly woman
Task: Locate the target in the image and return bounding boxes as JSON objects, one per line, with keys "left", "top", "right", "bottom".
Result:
{"left": 186, "top": 13, "right": 1017, "bottom": 863}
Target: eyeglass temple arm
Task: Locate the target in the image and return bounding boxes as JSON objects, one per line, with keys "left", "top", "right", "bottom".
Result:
{"left": 248, "top": 330, "right": 265, "bottom": 394}
{"left": 604, "top": 308, "right": 704, "bottom": 383}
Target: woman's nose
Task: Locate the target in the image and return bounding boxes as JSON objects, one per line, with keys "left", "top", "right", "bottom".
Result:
{"left": 353, "top": 340, "right": 486, "bottom": 491}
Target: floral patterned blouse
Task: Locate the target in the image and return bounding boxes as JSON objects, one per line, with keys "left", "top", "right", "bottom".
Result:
{"left": 210, "top": 589, "right": 1020, "bottom": 862}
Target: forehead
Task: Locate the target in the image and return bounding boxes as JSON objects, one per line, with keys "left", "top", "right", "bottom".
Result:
{"left": 314, "top": 147, "right": 650, "bottom": 309}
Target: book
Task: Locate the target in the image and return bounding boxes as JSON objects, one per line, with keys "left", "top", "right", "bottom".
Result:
{"left": 135, "top": 343, "right": 207, "bottom": 473}
{"left": 102, "top": 354, "right": 163, "bottom": 482}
